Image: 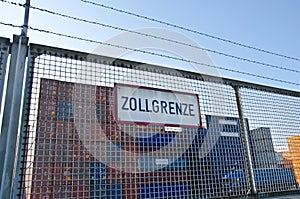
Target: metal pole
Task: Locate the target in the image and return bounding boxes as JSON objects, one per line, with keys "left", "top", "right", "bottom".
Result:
{"left": 233, "top": 85, "right": 257, "bottom": 195}
{"left": 0, "top": 38, "right": 10, "bottom": 117}
{"left": 0, "top": 1, "right": 30, "bottom": 198}
{"left": 21, "top": 0, "right": 31, "bottom": 37}
{"left": 0, "top": 34, "right": 28, "bottom": 199}
{"left": 12, "top": 52, "right": 34, "bottom": 199}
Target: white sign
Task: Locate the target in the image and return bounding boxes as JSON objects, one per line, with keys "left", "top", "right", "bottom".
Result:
{"left": 155, "top": 159, "right": 169, "bottom": 165}
{"left": 115, "top": 84, "right": 200, "bottom": 127}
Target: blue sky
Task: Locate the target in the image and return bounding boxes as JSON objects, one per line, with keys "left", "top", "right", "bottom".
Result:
{"left": 1, "top": 0, "right": 300, "bottom": 91}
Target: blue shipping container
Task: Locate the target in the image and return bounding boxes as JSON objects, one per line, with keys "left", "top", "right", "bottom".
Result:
{"left": 90, "top": 184, "right": 123, "bottom": 199}
{"left": 138, "top": 156, "right": 187, "bottom": 172}
{"left": 90, "top": 163, "right": 123, "bottom": 198}
{"left": 136, "top": 132, "right": 177, "bottom": 148}
{"left": 90, "top": 162, "right": 106, "bottom": 184}
{"left": 57, "top": 101, "right": 74, "bottom": 120}
{"left": 223, "top": 168, "right": 297, "bottom": 192}
{"left": 106, "top": 143, "right": 124, "bottom": 163}
{"left": 140, "top": 183, "right": 189, "bottom": 199}
{"left": 254, "top": 168, "right": 297, "bottom": 186}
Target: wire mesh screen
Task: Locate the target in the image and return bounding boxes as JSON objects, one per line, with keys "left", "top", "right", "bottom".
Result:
{"left": 18, "top": 44, "right": 300, "bottom": 199}
{"left": 240, "top": 88, "right": 300, "bottom": 193}
{"left": 0, "top": 37, "right": 10, "bottom": 113}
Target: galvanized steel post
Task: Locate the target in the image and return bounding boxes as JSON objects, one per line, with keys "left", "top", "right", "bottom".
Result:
{"left": 21, "top": 0, "right": 31, "bottom": 37}
{"left": 233, "top": 85, "right": 257, "bottom": 195}
{"left": 0, "top": 38, "right": 10, "bottom": 116}
{"left": 0, "top": 1, "right": 30, "bottom": 198}
{"left": 12, "top": 52, "right": 35, "bottom": 199}
{"left": 0, "top": 34, "right": 29, "bottom": 199}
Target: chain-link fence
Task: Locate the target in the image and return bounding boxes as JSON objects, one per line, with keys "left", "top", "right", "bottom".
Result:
{"left": 8, "top": 42, "right": 300, "bottom": 199}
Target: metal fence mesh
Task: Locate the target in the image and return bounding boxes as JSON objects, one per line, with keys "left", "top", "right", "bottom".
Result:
{"left": 240, "top": 88, "right": 300, "bottom": 193}
{"left": 18, "top": 44, "right": 300, "bottom": 199}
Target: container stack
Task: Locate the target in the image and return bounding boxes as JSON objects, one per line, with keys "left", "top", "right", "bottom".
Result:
{"left": 288, "top": 134, "right": 300, "bottom": 185}
{"left": 32, "top": 78, "right": 271, "bottom": 198}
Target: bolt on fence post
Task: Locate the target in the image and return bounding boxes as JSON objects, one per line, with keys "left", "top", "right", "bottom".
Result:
{"left": 233, "top": 85, "right": 257, "bottom": 195}
{"left": 0, "top": 35, "right": 29, "bottom": 199}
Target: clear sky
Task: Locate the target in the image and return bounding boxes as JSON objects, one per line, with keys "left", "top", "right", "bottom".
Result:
{"left": 1, "top": 0, "right": 300, "bottom": 91}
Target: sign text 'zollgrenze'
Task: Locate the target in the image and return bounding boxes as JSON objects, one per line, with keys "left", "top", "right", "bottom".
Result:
{"left": 115, "top": 84, "right": 200, "bottom": 127}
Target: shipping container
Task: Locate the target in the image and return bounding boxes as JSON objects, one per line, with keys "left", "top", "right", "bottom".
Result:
{"left": 223, "top": 168, "right": 298, "bottom": 193}
{"left": 31, "top": 79, "right": 265, "bottom": 199}
{"left": 90, "top": 184, "right": 123, "bottom": 199}
{"left": 138, "top": 170, "right": 189, "bottom": 185}
{"left": 123, "top": 183, "right": 140, "bottom": 199}
{"left": 186, "top": 115, "right": 250, "bottom": 197}
{"left": 90, "top": 162, "right": 136, "bottom": 184}
{"left": 139, "top": 183, "right": 190, "bottom": 199}
{"left": 248, "top": 127, "right": 277, "bottom": 169}
{"left": 200, "top": 116, "right": 247, "bottom": 177}
{"left": 136, "top": 132, "right": 177, "bottom": 149}
{"left": 287, "top": 134, "right": 300, "bottom": 185}
{"left": 137, "top": 156, "right": 187, "bottom": 172}
{"left": 90, "top": 162, "right": 140, "bottom": 198}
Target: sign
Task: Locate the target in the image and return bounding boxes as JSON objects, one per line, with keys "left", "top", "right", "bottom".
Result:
{"left": 115, "top": 84, "right": 200, "bottom": 127}
{"left": 155, "top": 159, "right": 169, "bottom": 165}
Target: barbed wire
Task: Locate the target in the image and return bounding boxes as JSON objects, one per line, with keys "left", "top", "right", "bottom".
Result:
{"left": 0, "top": 21, "right": 22, "bottom": 29}
{"left": 27, "top": 4, "right": 300, "bottom": 74}
{"left": 0, "top": 0, "right": 299, "bottom": 86}
{"left": 1, "top": 0, "right": 299, "bottom": 74}
{"left": 0, "top": 0, "right": 22, "bottom": 7}
{"left": 80, "top": 0, "right": 300, "bottom": 63}
{"left": 26, "top": 25, "right": 299, "bottom": 86}
{"left": 0, "top": 20, "right": 299, "bottom": 85}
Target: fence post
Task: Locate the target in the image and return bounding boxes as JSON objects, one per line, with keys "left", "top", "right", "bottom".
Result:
{"left": 0, "top": 38, "right": 10, "bottom": 115}
{"left": 0, "top": 35, "right": 29, "bottom": 199}
{"left": 233, "top": 85, "right": 257, "bottom": 195}
{"left": 12, "top": 53, "right": 35, "bottom": 199}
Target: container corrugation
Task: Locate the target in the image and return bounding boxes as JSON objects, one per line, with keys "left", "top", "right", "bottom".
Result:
{"left": 137, "top": 156, "right": 187, "bottom": 172}
{"left": 139, "top": 183, "right": 190, "bottom": 199}
{"left": 90, "top": 162, "right": 106, "bottom": 184}
{"left": 90, "top": 162, "right": 136, "bottom": 185}
{"left": 30, "top": 160, "right": 55, "bottom": 199}
{"left": 56, "top": 101, "right": 74, "bottom": 120}
{"left": 106, "top": 167, "right": 136, "bottom": 184}
{"left": 254, "top": 168, "right": 296, "bottom": 185}
{"left": 138, "top": 170, "right": 189, "bottom": 184}
{"left": 56, "top": 82, "right": 73, "bottom": 101}
{"left": 287, "top": 136, "right": 300, "bottom": 185}
{"left": 136, "top": 132, "right": 177, "bottom": 148}
{"left": 227, "top": 168, "right": 297, "bottom": 189}
{"left": 123, "top": 183, "right": 140, "bottom": 199}
{"left": 90, "top": 184, "right": 123, "bottom": 199}
{"left": 31, "top": 161, "right": 90, "bottom": 199}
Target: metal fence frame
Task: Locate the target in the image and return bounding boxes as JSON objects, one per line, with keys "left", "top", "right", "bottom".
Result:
{"left": 0, "top": 38, "right": 300, "bottom": 198}
{"left": 0, "top": 35, "right": 29, "bottom": 199}
{"left": 0, "top": 37, "right": 10, "bottom": 115}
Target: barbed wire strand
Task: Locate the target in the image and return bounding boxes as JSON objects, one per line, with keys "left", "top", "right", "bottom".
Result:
{"left": 26, "top": 25, "right": 299, "bottom": 86}
{"left": 27, "top": 4, "right": 300, "bottom": 74}
{"left": 1, "top": 0, "right": 299, "bottom": 74}
{"left": 80, "top": 0, "right": 300, "bottom": 63}
{"left": 0, "top": 21, "right": 22, "bottom": 29}
{"left": 0, "top": 21, "right": 299, "bottom": 86}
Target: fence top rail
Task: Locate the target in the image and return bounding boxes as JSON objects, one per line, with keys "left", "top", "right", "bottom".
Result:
{"left": 29, "top": 43, "right": 300, "bottom": 98}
